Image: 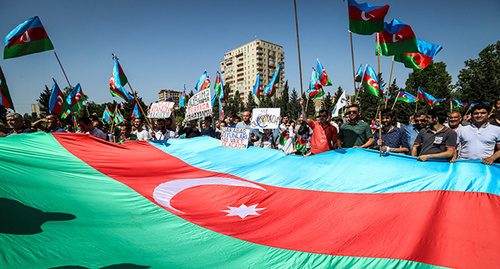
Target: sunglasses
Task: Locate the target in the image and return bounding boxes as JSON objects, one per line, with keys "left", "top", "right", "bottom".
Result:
{"left": 347, "top": 111, "right": 358, "bottom": 114}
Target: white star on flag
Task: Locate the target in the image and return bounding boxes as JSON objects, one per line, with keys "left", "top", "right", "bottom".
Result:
{"left": 221, "top": 204, "right": 265, "bottom": 219}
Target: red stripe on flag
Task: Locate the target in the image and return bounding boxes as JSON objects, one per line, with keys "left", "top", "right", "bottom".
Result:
{"left": 54, "top": 134, "right": 500, "bottom": 269}
{"left": 6, "top": 27, "right": 50, "bottom": 48}
{"left": 348, "top": 5, "right": 389, "bottom": 21}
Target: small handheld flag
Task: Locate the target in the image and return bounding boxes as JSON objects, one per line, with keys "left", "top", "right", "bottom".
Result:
{"left": 215, "top": 72, "right": 226, "bottom": 102}
{"left": 316, "top": 59, "right": 332, "bottom": 86}
{"left": 264, "top": 63, "right": 281, "bottom": 100}
{"left": 354, "top": 65, "right": 363, "bottom": 82}
{"left": 4, "top": 16, "right": 54, "bottom": 59}
{"left": 179, "top": 85, "right": 186, "bottom": 108}
{"left": 61, "top": 84, "right": 85, "bottom": 119}
{"left": 253, "top": 73, "right": 261, "bottom": 102}
{"left": 417, "top": 88, "right": 445, "bottom": 107}
{"left": 195, "top": 71, "right": 210, "bottom": 92}
{"left": 0, "top": 66, "right": 14, "bottom": 110}
{"left": 308, "top": 68, "right": 325, "bottom": 99}
{"left": 110, "top": 58, "right": 135, "bottom": 103}
{"left": 73, "top": 117, "right": 79, "bottom": 132}
{"left": 49, "top": 78, "right": 64, "bottom": 115}
{"left": 113, "top": 105, "right": 124, "bottom": 123}
{"left": 361, "top": 65, "right": 382, "bottom": 97}
{"left": 451, "top": 99, "right": 468, "bottom": 109}
{"left": 131, "top": 103, "right": 140, "bottom": 119}
{"left": 396, "top": 91, "right": 418, "bottom": 103}
{"left": 102, "top": 106, "right": 114, "bottom": 123}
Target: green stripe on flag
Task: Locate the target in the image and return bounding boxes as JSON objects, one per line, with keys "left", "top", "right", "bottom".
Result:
{"left": 0, "top": 133, "right": 447, "bottom": 269}
{"left": 349, "top": 19, "right": 384, "bottom": 35}
{"left": 3, "top": 38, "right": 54, "bottom": 59}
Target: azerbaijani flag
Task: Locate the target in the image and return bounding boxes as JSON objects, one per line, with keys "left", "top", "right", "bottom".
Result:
{"left": 451, "top": 99, "right": 468, "bottom": 109}
{"left": 131, "top": 103, "right": 140, "bottom": 119}
{"left": 102, "top": 105, "right": 114, "bottom": 123}
{"left": 253, "top": 73, "right": 261, "bottom": 101}
{"left": 355, "top": 86, "right": 365, "bottom": 94}
{"left": 347, "top": 0, "right": 389, "bottom": 35}
{"left": 395, "top": 39, "right": 442, "bottom": 71}
{"left": 354, "top": 64, "right": 363, "bottom": 82}
{"left": 113, "top": 105, "right": 124, "bottom": 123}
{"left": 316, "top": 59, "right": 332, "bottom": 86}
{"left": 308, "top": 69, "right": 325, "bottom": 99}
{"left": 48, "top": 78, "right": 65, "bottom": 115}
{"left": 468, "top": 103, "right": 479, "bottom": 110}
{"left": 4, "top": 16, "right": 54, "bottom": 59}
{"left": 0, "top": 66, "right": 14, "bottom": 110}
{"left": 219, "top": 97, "right": 225, "bottom": 121}
{"left": 195, "top": 71, "right": 210, "bottom": 92}
{"left": 417, "top": 88, "right": 446, "bottom": 107}
{"left": 396, "top": 91, "right": 418, "bottom": 103}
{"left": 179, "top": 85, "right": 186, "bottom": 108}
{"left": 214, "top": 72, "right": 226, "bottom": 102}
{"left": 109, "top": 58, "right": 135, "bottom": 103}
{"left": 165, "top": 97, "right": 173, "bottom": 102}
{"left": 264, "top": 63, "right": 281, "bottom": 100}
{"left": 1, "top": 133, "right": 499, "bottom": 268}
{"left": 380, "top": 94, "right": 391, "bottom": 104}
{"left": 361, "top": 64, "right": 382, "bottom": 97}
{"left": 378, "top": 19, "right": 418, "bottom": 56}
{"left": 61, "top": 83, "right": 85, "bottom": 119}
{"left": 73, "top": 117, "right": 79, "bottom": 131}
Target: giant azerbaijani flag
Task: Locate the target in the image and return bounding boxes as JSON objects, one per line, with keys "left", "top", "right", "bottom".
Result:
{"left": 0, "top": 133, "right": 499, "bottom": 268}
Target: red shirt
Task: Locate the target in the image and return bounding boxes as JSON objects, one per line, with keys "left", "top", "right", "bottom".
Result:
{"left": 308, "top": 119, "right": 337, "bottom": 154}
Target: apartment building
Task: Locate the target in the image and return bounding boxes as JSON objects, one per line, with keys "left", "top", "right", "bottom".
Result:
{"left": 220, "top": 39, "right": 285, "bottom": 103}
{"left": 158, "top": 89, "right": 181, "bottom": 106}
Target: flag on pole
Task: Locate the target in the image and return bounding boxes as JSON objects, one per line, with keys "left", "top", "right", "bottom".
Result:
{"left": 102, "top": 106, "right": 114, "bottom": 123}
{"left": 308, "top": 69, "right": 325, "bottom": 99}
{"left": 316, "top": 59, "right": 332, "bottom": 86}
{"left": 49, "top": 78, "right": 65, "bottom": 115}
{"left": 195, "top": 71, "right": 210, "bottom": 92}
{"left": 0, "top": 66, "right": 14, "bottom": 110}
{"left": 165, "top": 97, "right": 173, "bottom": 102}
{"left": 110, "top": 58, "right": 135, "bottom": 103}
{"left": 219, "top": 97, "right": 225, "bottom": 121}
{"left": 131, "top": 103, "right": 140, "bottom": 119}
{"left": 394, "top": 39, "right": 443, "bottom": 70}
{"left": 355, "top": 86, "right": 365, "bottom": 94}
{"left": 264, "top": 63, "right": 281, "bottom": 100}
{"left": 332, "top": 91, "right": 347, "bottom": 117}
{"left": 179, "top": 85, "right": 186, "bottom": 108}
{"left": 253, "top": 73, "right": 261, "bottom": 102}
{"left": 3, "top": 16, "right": 54, "bottom": 59}
{"left": 61, "top": 84, "right": 85, "bottom": 119}
{"left": 396, "top": 91, "right": 418, "bottom": 103}
{"left": 378, "top": 19, "right": 418, "bottom": 56}
{"left": 73, "top": 117, "right": 79, "bottom": 131}
{"left": 468, "top": 103, "right": 479, "bottom": 110}
{"left": 361, "top": 65, "right": 382, "bottom": 98}
{"left": 450, "top": 99, "right": 468, "bottom": 109}
{"left": 214, "top": 72, "right": 226, "bottom": 102}
{"left": 354, "top": 65, "right": 363, "bottom": 82}
{"left": 113, "top": 105, "right": 124, "bottom": 123}
{"left": 417, "top": 88, "right": 446, "bottom": 107}
{"left": 380, "top": 95, "right": 391, "bottom": 104}
{"left": 347, "top": 0, "right": 390, "bottom": 35}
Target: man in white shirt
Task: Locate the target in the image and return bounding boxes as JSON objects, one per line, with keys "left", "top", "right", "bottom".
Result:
{"left": 132, "top": 118, "right": 152, "bottom": 141}
{"left": 453, "top": 103, "right": 500, "bottom": 165}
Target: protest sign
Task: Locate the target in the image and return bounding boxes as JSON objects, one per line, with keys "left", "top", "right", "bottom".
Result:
{"left": 185, "top": 90, "right": 212, "bottom": 121}
{"left": 220, "top": 127, "right": 250, "bottom": 149}
{"left": 250, "top": 108, "right": 281, "bottom": 129}
{"left": 147, "top": 102, "right": 174, "bottom": 118}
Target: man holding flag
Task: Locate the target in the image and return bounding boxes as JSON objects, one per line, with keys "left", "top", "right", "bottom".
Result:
{"left": 300, "top": 98, "right": 337, "bottom": 155}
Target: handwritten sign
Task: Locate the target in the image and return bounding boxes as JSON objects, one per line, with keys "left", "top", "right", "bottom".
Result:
{"left": 220, "top": 127, "right": 250, "bottom": 149}
{"left": 147, "top": 102, "right": 174, "bottom": 118}
{"left": 250, "top": 108, "right": 280, "bottom": 129}
{"left": 185, "top": 90, "right": 212, "bottom": 121}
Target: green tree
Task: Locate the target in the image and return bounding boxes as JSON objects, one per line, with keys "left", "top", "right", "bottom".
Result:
{"left": 359, "top": 73, "right": 387, "bottom": 122}
{"left": 301, "top": 92, "right": 316, "bottom": 119}
{"left": 321, "top": 92, "right": 334, "bottom": 114}
{"left": 288, "top": 88, "right": 301, "bottom": 120}
{"left": 246, "top": 92, "right": 258, "bottom": 111}
{"left": 405, "top": 61, "right": 452, "bottom": 112}
{"left": 332, "top": 86, "right": 344, "bottom": 109}
{"left": 277, "top": 81, "right": 289, "bottom": 116}
{"left": 456, "top": 41, "right": 500, "bottom": 104}
{"left": 36, "top": 85, "right": 52, "bottom": 117}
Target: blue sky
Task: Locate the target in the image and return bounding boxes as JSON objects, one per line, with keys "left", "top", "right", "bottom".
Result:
{"left": 2, "top": 0, "right": 499, "bottom": 115}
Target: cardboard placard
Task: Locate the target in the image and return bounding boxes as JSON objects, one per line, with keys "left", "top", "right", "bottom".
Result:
{"left": 250, "top": 108, "right": 281, "bottom": 129}
{"left": 220, "top": 127, "right": 250, "bottom": 149}
{"left": 147, "top": 102, "right": 174, "bottom": 118}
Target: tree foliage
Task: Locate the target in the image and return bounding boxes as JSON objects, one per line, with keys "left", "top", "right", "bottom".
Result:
{"left": 456, "top": 41, "right": 500, "bottom": 104}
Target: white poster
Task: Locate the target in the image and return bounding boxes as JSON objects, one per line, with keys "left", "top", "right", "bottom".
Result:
{"left": 185, "top": 89, "right": 212, "bottom": 121}
{"left": 250, "top": 108, "right": 281, "bottom": 129}
{"left": 220, "top": 127, "right": 250, "bottom": 149}
{"left": 147, "top": 102, "right": 174, "bottom": 118}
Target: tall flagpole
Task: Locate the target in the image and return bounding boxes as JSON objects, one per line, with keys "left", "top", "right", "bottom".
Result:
{"left": 385, "top": 56, "right": 395, "bottom": 109}
{"left": 391, "top": 91, "right": 400, "bottom": 110}
{"left": 294, "top": 0, "right": 304, "bottom": 97}
{"left": 376, "top": 33, "right": 382, "bottom": 157}
{"left": 53, "top": 51, "right": 71, "bottom": 88}
{"left": 350, "top": 32, "right": 358, "bottom": 101}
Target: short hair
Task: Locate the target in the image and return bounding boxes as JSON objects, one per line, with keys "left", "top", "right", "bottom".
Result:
{"left": 347, "top": 104, "right": 360, "bottom": 112}
{"left": 494, "top": 98, "right": 500, "bottom": 107}
{"left": 414, "top": 110, "right": 427, "bottom": 118}
{"left": 48, "top": 113, "right": 61, "bottom": 121}
{"left": 471, "top": 103, "right": 491, "bottom": 114}
{"left": 234, "top": 116, "right": 241, "bottom": 121}
{"left": 89, "top": 115, "right": 99, "bottom": 122}
{"left": 227, "top": 113, "right": 235, "bottom": 118}
{"left": 6, "top": 112, "right": 23, "bottom": 120}
{"left": 429, "top": 109, "right": 447, "bottom": 124}
{"left": 204, "top": 116, "right": 212, "bottom": 123}
{"left": 282, "top": 114, "right": 289, "bottom": 119}
{"left": 124, "top": 116, "right": 132, "bottom": 121}
{"left": 78, "top": 116, "right": 92, "bottom": 125}
{"left": 298, "top": 125, "right": 309, "bottom": 135}
{"left": 122, "top": 124, "right": 132, "bottom": 131}
{"left": 381, "top": 109, "right": 395, "bottom": 119}
{"left": 318, "top": 109, "right": 328, "bottom": 115}
{"left": 93, "top": 121, "right": 104, "bottom": 128}
{"left": 157, "top": 118, "right": 166, "bottom": 124}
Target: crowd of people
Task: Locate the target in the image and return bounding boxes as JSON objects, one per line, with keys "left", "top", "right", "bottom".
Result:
{"left": 1, "top": 98, "right": 499, "bottom": 165}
